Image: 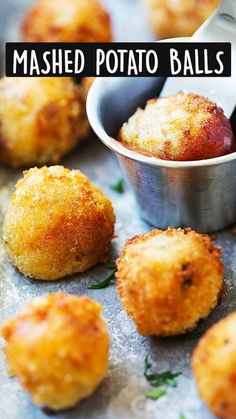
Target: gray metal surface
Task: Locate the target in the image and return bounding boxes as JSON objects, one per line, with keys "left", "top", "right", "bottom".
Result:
{"left": 0, "top": 1, "right": 236, "bottom": 419}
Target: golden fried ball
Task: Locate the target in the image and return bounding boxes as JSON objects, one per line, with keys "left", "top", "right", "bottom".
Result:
{"left": 1, "top": 293, "right": 109, "bottom": 410}
{"left": 143, "top": 0, "right": 220, "bottom": 39}
{"left": 192, "top": 313, "right": 236, "bottom": 419}
{"left": 22, "top": 0, "right": 112, "bottom": 42}
{"left": 116, "top": 228, "right": 223, "bottom": 336}
{"left": 119, "top": 92, "right": 233, "bottom": 161}
{"left": 3, "top": 166, "right": 115, "bottom": 280}
{"left": 0, "top": 77, "right": 88, "bottom": 168}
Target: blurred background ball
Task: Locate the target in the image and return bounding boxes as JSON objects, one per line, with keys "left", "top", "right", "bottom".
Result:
{"left": 3, "top": 166, "right": 115, "bottom": 280}
{"left": 119, "top": 92, "right": 233, "bottom": 161}
{"left": 116, "top": 228, "right": 223, "bottom": 336}
{"left": 0, "top": 77, "right": 88, "bottom": 168}
{"left": 21, "top": 0, "right": 112, "bottom": 42}
{"left": 2, "top": 294, "right": 109, "bottom": 410}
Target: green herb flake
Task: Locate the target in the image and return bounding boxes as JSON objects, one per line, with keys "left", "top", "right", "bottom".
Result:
{"left": 145, "top": 388, "right": 166, "bottom": 400}
{"left": 105, "top": 261, "right": 117, "bottom": 270}
{"left": 178, "top": 331, "right": 203, "bottom": 341}
{"left": 144, "top": 356, "right": 182, "bottom": 388}
{"left": 180, "top": 414, "right": 187, "bottom": 419}
{"left": 88, "top": 263, "right": 117, "bottom": 290}
{"left": 110, "top": 178, "right": 125, "bottom": 193}
{"left": 72, "top": 76, "right": 82, "bottom": 85}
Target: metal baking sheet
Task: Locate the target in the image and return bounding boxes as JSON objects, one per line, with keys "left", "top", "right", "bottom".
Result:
{"left": 1, "top": 1, "right": 236, "bottom": 418}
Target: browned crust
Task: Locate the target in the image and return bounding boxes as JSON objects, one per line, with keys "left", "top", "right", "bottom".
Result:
{"left": 118, "top": 92, "right": 234, "bottom": 161}
{"left": 0, "top": 77, "right": 88, "bottom": 168}
{"left": 143, "top": 0, "right": 220, "bottom": 39}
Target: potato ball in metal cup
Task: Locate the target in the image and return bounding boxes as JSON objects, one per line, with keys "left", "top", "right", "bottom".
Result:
{"left": 20, "top": 0, "right": 112, "bottom": 148}
{"left": 1, "top": 294, "right": 109, "bottom": 411}
{"left": 118, "top": 92, "right": 233, "bottom": 162}
{"left": 87, "top": 73, "right": 236, "bottom": 233}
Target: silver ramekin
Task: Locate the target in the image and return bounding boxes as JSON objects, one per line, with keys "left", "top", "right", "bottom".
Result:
{"left": 87, "top": 75, "right": 236, "bottom": 233}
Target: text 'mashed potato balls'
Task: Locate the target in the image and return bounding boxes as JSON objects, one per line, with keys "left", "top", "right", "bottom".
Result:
{"left": 116, "top": 228, "right": 223, "bottom": 336}
{"left": 0, "top": 77, "right": 88, "bottom": 168}
{"left": 21, "top": 0, "right": 112, "bottom": 43}
{"left": 143, "top": 0, "right": 220, "bottom": 39}
{"left": 119, "top": 92, "right": 233, "bottom": 161}
{"left": 192, "top": 312, "right": 236, "bottom": 419}
{"left": 1, "top": 293, "right": 109, "bottom": 410}
{"left": 3, "top": 166, "right": 115, "bottom": 280}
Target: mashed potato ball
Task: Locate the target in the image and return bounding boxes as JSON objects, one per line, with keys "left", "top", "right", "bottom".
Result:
{"left": 1, "top": 293, "right": 109, "bottom": 410}
{"left": 143, "top": 0, "right": 220, "bottom": 39}
{"left": 22, "top": 0, "right": 112, "bottom": 42}
{"left": 119, "top": 92, "right": 233, "bottom": 161}
{"left": 192, "top": 312, "right": 236, "bottom": 419}
{"left": 116, "top": 228, "right": 223, "bottom": 336}
{"left": 3, "top": 166, "right": 115, "bottom": 280}
{"left": 0, "top": 77, "right": 88, "bottom": 168}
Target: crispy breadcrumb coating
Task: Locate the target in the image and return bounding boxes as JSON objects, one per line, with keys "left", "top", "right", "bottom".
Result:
{"left": 116, "top": 228, "right": 223, "bottom": 336}
{"left": 22, "top": 0, "right": 112, "bottom": 42}
{"left": 192, "top": 312, "right": 236, "bottom": 419}
{"left": 1, "top": 293, "right": 109, "bottom": 410}
{"left": 119, "top": 92, "right": 233, "bottom": 161}
{"left": 0, "top": 77, "right": 88, "bottom": 168}
{"left": 143, "top": 0, "right": 220, "bottom": 39}
{"left": 3, "top": 166, "right": 115, "bottom": 280}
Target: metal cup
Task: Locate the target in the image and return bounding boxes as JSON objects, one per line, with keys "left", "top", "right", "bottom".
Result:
{"left": 87, "top": 76, "right": 236, "bottom": 233}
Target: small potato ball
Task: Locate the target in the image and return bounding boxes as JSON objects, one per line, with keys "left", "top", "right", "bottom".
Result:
{"left": 192, "top": 313, "right": 236, "bottom": 419}
{"left": 1, "top": 293, "right": 109, "bottom": 410}
{"left": 119, "top": 92, "right": 233, "bottom": 161}
{"left": 22, "top": 0, "right": 112, "bottom": 43}
{"left": 0, "top": 77, "right": 88, "bottom": 168}
{"left": 143, "top": 0, "right": 220, "bottom": 39}
{"left": 116, "top": 228, "right": 223, "bottom": 336}
{"left": 3, "top": 166, "right": 115, "bottom": 280}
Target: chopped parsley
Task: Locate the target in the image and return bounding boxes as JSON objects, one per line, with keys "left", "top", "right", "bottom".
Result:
{"left": 88, "top": 262, "right": 117, "bottom": 289}
{"left": 145, "top": 388, "right": 166, "bottom": 400}
{"left": 110, "top": 178, "right": 125, "bottom": 193}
